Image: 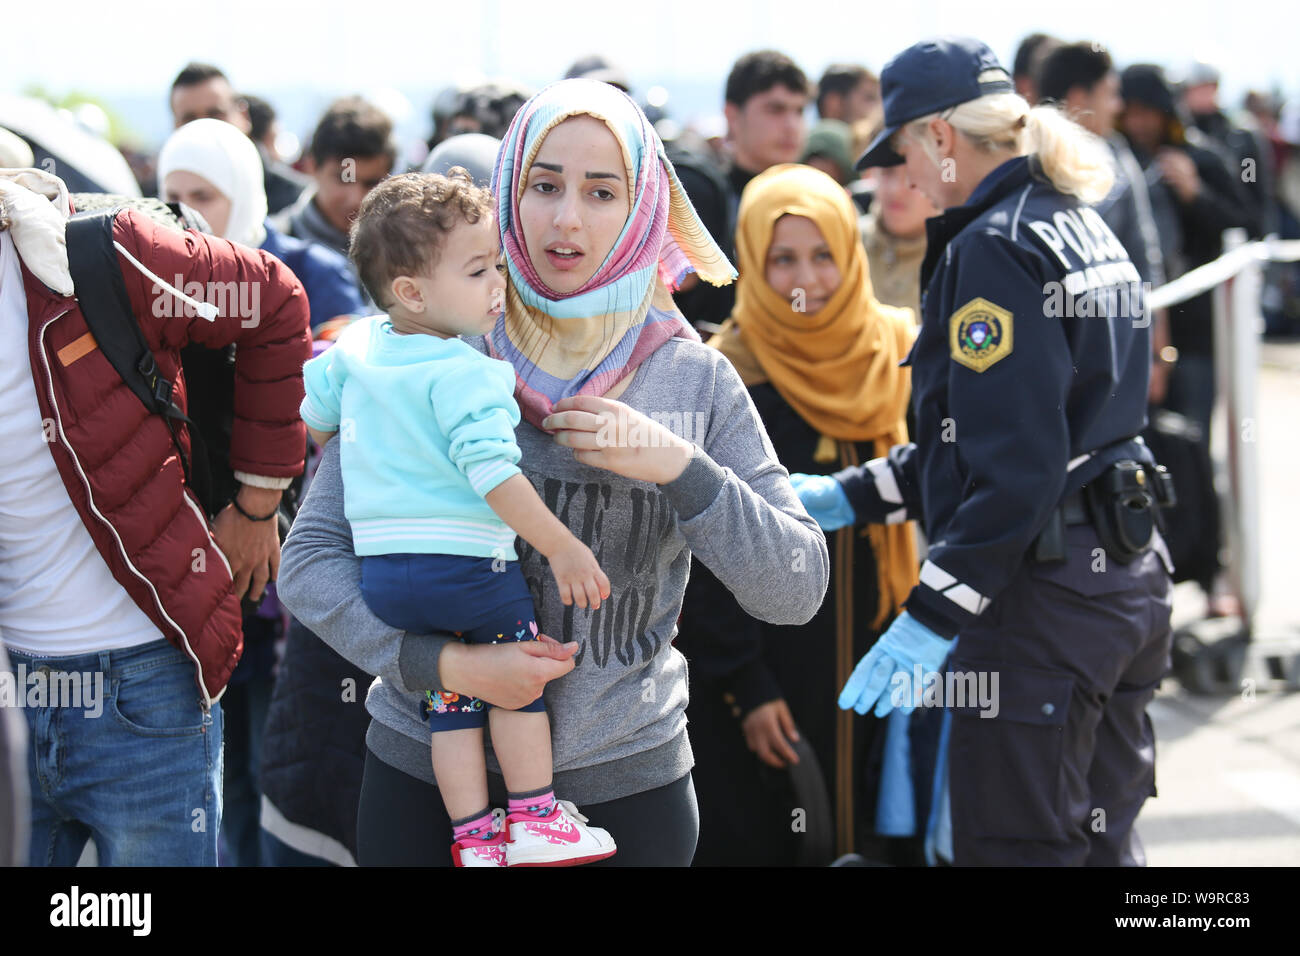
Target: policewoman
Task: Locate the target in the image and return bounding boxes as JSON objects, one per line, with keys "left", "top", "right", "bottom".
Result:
{"left": 793, "top": 37, "right": 1174, "bottom": 866}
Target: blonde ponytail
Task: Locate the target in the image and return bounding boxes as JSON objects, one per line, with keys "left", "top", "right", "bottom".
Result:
{"left": 1018, "top": 103, "right": 1114, "bottom": 203}
{"left": 904, "top": 93, "right": 1115, "bottom": 204}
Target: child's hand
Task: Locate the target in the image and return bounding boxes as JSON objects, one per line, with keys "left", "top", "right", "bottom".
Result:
{"left": 548, "top": 538, "right": 611, "bottom": 610}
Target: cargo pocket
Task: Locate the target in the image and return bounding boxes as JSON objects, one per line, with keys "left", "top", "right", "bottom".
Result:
{"left": 948, "top": 659, "right": 1075, "bottom": 842}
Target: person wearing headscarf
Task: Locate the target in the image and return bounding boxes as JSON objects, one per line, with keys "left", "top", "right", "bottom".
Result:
{"left": 158, "top": 118, "right": 362, "bottom": 338}
{"left": 277, "top": 79, "right": 831, "bottom": 866}
{"left": 486, "top": 78, "right": 735, "bottom": 425}
{"left": 677, "top": 163, "right": 919, "bottom": 865}
{"left": 155, "top": 120, "right": 366, "bottom": 868}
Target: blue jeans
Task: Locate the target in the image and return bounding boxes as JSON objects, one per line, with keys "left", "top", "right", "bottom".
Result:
{"left": 7, "top": 638, "right": 223, "bottom": 866}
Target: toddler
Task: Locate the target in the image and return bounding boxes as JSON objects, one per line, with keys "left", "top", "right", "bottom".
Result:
{"left": 300, "top": 171, "right": 615, "bottom": 867}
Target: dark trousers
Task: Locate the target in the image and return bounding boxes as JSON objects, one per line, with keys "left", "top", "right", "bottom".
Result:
{"left": 1164, "top": 355, "right": 1215, "bottom": 445}
{"left": 356, "top": 746, "right": 699, "bottom": 866}
{"left": 260, "top": 827, "right": 336, "bottom": 866}
{"left": 220, "top": 613, "right": 279, "bottom": 867}
{"left": 948, "top": 525, "right": 1173, "bottom": 866}
{"left": 219, "top": 670, "right": 273, "bottom": 866}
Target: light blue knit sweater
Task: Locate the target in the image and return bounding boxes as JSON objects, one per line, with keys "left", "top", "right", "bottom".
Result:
{"left": 299, "top": 316, "right": 522, "bottom": 558}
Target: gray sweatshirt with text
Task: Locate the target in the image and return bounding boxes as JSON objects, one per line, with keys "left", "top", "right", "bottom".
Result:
{"left": 277, "top": 335, "right": 829, "bottom": 804}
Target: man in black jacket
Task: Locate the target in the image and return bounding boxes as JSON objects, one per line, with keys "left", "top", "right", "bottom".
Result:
{"left": 1118, "top": 64, "right": 1258, "bottom": 614}
{"left": 1118, "top": 64, "right": 1259, "bottom": 441}
{"left": 272, "top": 97, "right": 396, "bottom": 312}
{"left": 674, "top": 51, "right": 810, "bottom": 330}
{"left": 1181, "top": 61, "right": 1276, "bottom": 238}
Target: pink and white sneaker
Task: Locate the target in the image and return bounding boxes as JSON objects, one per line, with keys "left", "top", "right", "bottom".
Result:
{"left": 451, "top": 827, "right": 508, "bottom": 868}
{"left": 504, "top": 799, "right": 617, "bottom": 867}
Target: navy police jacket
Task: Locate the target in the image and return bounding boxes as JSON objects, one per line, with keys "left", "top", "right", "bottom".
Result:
{"left": 836, "top": 156, "right": 1152, "bottom": 639}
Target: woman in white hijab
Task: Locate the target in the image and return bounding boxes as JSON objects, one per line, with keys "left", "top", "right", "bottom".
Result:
{"left": 158, "top": 118, "right": 266, "bottom": 246}
{"left": 158, "top": 119, "right": 362, "bottom": 335}
{"left": 157, "top": 119, "right": 364, "bottom": 868}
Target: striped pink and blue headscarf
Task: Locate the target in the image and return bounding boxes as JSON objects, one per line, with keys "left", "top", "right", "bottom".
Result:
{"left": 487, "top": 78, "right": 735, "bottom": 429}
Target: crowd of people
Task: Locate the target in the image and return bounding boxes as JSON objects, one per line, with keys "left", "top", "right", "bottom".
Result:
{"left": 0, "top": 31, "right": 1292, "bottom": 868}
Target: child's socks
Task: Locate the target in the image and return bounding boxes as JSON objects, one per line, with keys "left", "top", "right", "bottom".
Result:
{"left": 451, "top": 807, "right": 497, "bottom": 842}
{"left": 508, "top": 785, "right": 557, "bottom": 819}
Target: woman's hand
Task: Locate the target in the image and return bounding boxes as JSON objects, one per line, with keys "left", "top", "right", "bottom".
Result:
{"left": 439, "top": 634, "right": 579, "bottom": 710}
{"left": 543, "top": 395, "right": 694, "bottom": 485}
{"left": 741, "top": 698, "right": 801, "bottom": 769}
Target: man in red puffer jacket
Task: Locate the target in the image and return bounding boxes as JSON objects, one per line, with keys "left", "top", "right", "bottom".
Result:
{"left": 0, "top": 169, "right": 309, "bottom": 866}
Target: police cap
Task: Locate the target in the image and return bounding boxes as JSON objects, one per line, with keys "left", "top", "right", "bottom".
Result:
{"left": 856, "top": 36, "right": 1014, "bottom": 170}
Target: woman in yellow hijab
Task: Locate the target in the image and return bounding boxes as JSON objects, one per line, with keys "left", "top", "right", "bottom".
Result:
{"left": 678, "top": 163, "right": 919, "bottom": 865}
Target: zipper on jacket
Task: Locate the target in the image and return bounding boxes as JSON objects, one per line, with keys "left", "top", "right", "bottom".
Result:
{"left": 37, "top": 310, "right": 223, "bottom": 710}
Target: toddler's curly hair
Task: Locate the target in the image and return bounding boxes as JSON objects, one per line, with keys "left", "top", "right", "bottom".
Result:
{"left": 349, "top": 169, "right": 493, "bottom": 309}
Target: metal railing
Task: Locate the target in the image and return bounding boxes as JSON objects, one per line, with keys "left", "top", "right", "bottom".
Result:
{"left": 1149, "top": 231, "right": 1300, "bottom": 631}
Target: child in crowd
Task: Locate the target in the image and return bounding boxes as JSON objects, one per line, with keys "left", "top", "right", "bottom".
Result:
{"left": 299, "top": 171, "right": 616, "bottom": 867}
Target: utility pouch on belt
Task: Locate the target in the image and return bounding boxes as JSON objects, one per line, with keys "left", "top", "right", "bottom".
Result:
{"left": 1083, "top": 460, "right": 1157, "bottom": 564}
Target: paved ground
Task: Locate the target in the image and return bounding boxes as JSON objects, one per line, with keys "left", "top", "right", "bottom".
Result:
{"left": 1138, "top": 341, "right": 1300, "bottom": 866}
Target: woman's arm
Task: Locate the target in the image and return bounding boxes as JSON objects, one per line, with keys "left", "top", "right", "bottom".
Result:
{"left": 661, "top": 369, "right": 830, "bottom": 626}
{"left": 546, "top": 354, "right": 830, "bottom": 626}
{"left": 277, "top": 439, "right": 577, "bottom": 706}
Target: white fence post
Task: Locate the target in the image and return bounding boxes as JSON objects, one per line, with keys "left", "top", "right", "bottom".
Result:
{"left": 1214, "top": 228, "right": 1261, "bottom": 627}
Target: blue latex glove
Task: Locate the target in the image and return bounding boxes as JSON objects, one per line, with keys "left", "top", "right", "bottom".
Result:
{"left": 838, "top": 611, "right": 953, "bottom": 718}
{"left": 789, "top": 473, "right": 856, "bottom": 531}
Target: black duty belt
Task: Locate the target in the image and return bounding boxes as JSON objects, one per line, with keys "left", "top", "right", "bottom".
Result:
{"left": 1061, "top": 490, "right": 1090, "bottom": 526}
{"left": 1033, "top": 461, "right": 1175, "bottom": 565}
{"left": 1032, "top": 488, "right": 1091, "bottom": 563}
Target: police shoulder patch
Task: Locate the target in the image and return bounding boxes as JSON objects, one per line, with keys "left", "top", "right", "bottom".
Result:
{"left": 949, "top": 298, "right": 1013, "bottom": 372}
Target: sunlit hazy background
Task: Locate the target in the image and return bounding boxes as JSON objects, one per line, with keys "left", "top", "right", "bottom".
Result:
{"left": 10, "top": 0, "right": 1299, "bottom": 160}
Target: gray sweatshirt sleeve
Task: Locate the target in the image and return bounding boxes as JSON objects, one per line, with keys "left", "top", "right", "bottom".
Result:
{"left": 658, "top": 351, "right": 830, "bottom": 626}
{"left": 277, "top": 440, "right": 454, "bottom": 696}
